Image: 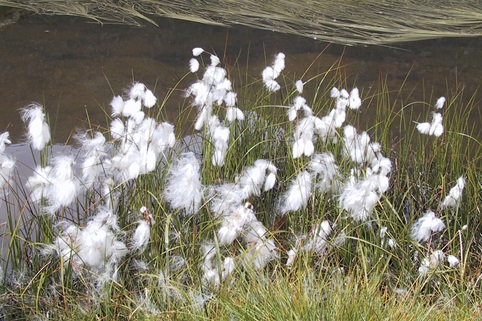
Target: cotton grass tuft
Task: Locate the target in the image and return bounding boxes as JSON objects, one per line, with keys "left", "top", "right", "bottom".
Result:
{"left": 164, "top": 152, "right": 203, "bottom": 215}
{"left": 20, "top": 103, "right": 51, "bottom": 150}
{"left": 411, "top": 211, "right": 446, "bottom": 243}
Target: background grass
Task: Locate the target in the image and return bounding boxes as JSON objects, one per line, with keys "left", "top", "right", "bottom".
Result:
{"left": 1, "top": 0, "right": 482, "bottom": 45}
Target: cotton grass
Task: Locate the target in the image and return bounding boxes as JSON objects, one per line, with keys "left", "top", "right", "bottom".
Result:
{"left": 164, "top": 152, "right": 202, "bottom": 215}
{"left": 1, "top": 45, "right": 480, "bottom": 320}
{"left": 20, "top": 103, "right": 51, "bottom": 151}
{"left": 0, "top": 132, "right": 15, "bottom": 191}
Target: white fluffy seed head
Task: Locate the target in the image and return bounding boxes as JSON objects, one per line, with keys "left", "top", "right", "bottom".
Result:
{"left": 164, "top": 152, "right": 202, "bottom": 215}
{"left": 273, "top": 52, "right": 285, "bottom": 75}
{"left": 210, "top": 55, "right": 220, "bottom": 67}
{"left": 192, "top": 47, "right": 204, "bottom": 56}
{"left": 262, "top": 53, "right": 285, "bottom": 92}
{"left": 44, "top": 155, "right": 81, "bottom": 214}
{"left": 280, "top": 171, "right": 312, "bottom": 215}
{"left": 20, "top": 103, "right": 51, "bottom": 150}
{"left": 131, "top": 220, "right": 151, "bottom": 253}
{"left": 264, "top": 79, "right": 280, "bottom": 92}
{"left": 189, "top": 58, "right": 200, "bottom": 73}
{"left": 348, "top": 88, "right": 361, "bottom": 110}
{"left": 224, "top": 91, "right": 237, "bottom": 108}
{"left": 411, "top": 211, "right": 445, "bottom": 243}
{"left": 110, "top": 95, "right": 125, "bottom": 116}
{"left": 143, "top": 89, "right": 157, "bottom": 108}
{"left": 295, "top": 80, "right": 304, "bottom": 94}
{"left": 435, "top": 96, "right": 446, "bottom": 109}
{"left": 0, "top": 132, "right": 11, "bottom": 153}
{"left": 441, "top": 176, "right": 465, "bottom": 209}
{"left": 416, "top": 112, "right": 443, "bottom": 137}
{"left": 330, "top": 87, "right": 340, "bottom": 98}
{"left": 129, "top": 82, "right": 146, "bottom": 100}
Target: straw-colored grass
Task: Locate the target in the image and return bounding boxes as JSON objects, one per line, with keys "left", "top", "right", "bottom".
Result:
{"left": 1, "top": 0, "right": 482, "bottom": 45}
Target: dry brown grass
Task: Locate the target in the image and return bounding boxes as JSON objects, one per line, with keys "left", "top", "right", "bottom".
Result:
{"left": 1, "top": 0, "right": 482, "bottom": 45}
{"left": 0, "top": 0, "right": 482, "bottom": 45}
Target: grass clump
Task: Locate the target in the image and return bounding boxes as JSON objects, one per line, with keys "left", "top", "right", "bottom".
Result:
{"left": 1, "top": 1, "right": 482, "bottom": 45}
{"left": 0, "top": 45, "right": 481, "bottom": 320}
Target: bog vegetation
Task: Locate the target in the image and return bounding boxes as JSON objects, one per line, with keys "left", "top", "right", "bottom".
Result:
{"left": 0, "top": 47, "right": 481, "bottom": 320}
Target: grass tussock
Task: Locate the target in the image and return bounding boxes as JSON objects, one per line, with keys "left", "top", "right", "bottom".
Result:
{"left": 1, "top": 0, "right": 482, "bottom": 45}
{"left": 0, "top": 46, "right": 481, "bottom": 320}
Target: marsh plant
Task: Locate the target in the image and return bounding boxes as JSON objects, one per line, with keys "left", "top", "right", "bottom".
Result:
{"left": 0, "top": 47, "right": 480, "bottom": 320}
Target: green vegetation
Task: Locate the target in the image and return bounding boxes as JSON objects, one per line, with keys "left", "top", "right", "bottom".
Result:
{"left": 0, "top": 47, "right": 481, "bottom": 320}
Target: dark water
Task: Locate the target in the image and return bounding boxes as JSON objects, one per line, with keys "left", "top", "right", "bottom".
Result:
{"left": 0, "top": 13, "right": 480, "bottom": 144}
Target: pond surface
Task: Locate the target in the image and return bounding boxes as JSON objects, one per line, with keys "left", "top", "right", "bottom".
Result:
{"left": 0, "top": 13, "right": 480, "bottom": 144}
